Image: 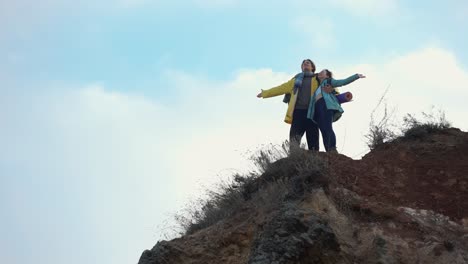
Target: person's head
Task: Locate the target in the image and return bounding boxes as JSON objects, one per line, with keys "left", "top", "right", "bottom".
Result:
{"left": 317, "top": 69, "right": 333, "bottom": 80}
{"left": 301, "top": 59, "right": 316, "bottom": 73}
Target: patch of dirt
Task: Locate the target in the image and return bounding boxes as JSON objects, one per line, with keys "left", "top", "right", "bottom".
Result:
{"left": 329, "top": 128, "right": 468, "bottom": 221}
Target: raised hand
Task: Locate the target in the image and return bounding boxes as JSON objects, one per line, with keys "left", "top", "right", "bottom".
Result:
{"left": 358, "top": 74, "right": 366, "bottom": 78}
{"left": 257, "top": 91, "right": 263, "bottom": 98}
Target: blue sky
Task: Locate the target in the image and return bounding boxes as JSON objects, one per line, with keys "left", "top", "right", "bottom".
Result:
{"left": 1, "top": 1, "right": 468, "bottom": 264}
{"left": 4, "top": 1, "right": 468, "bottom": 89}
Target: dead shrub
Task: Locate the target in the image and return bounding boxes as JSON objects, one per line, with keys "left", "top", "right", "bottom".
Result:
{"left": 365, "top": 88, "right": 398, "bottom": 150}
{"left": 401, "top": 108, "right": 451, "bottom": 140}
{"left": 174, "top": 142, "right": 328, "bottom": 235}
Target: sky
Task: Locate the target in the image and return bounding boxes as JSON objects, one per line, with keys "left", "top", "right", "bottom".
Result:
{"left": 1, "top": 0, "right": 467, "bottom": 263}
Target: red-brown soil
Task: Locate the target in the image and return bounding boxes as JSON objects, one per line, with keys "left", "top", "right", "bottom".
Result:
{"left": 330, "top": 128, "right": 468, "bottom": 221}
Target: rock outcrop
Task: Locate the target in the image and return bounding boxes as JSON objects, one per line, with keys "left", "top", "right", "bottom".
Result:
{"left": 139, "top": 128, "right": 468, "bottom": 264}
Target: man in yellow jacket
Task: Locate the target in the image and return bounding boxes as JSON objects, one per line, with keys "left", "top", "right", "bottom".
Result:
{"left": 257, "top": 59, "right": 321, "bottom": 151}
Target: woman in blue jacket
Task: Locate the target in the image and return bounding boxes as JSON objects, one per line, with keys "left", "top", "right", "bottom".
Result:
{"left": 308, "top": 69, "right": 366, "bottom": 152}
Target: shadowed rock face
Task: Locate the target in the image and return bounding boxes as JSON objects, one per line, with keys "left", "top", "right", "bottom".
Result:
{"left": 138, "top": 128, "right": 468, "bottom": 264}
{"left": 248, "top": 204, "right": 340, "bottom": 264}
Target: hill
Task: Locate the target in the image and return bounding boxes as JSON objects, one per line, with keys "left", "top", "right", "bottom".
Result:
{"left": 139, "top": 128, "right": 468, "bottom": 264}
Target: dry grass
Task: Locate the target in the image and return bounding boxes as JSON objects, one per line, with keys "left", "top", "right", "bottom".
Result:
{"left": 365, "top": 88, "right": 398, "bottom": 150}
{"left": 174, "top": 141, "right": 329, "bottom": 235}
{"left": 365, "top": 91, "right": 451, "bottom": 149}
{"left": 400, "top": 108, "right": 451, "bottom": 140}
{"left": 174, "top": 172, "right": 257, "bottom": 235}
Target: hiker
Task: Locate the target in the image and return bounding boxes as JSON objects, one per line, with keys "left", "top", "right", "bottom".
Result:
{"left": 308, "top": 69, "right": 366, "bottom": 152}
{"left": 256, "top": 59, "right": 324, "bottom": 151}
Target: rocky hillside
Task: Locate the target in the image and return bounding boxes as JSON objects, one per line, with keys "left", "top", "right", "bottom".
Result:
{"left": 139, "top": 128, "right": 468, "bottom": 264}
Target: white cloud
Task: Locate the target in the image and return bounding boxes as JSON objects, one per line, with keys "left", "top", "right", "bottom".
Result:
{"left": 383, "top": 47, "right": 467, "bottom": 94}
{"left": 160, "top": 68, "right": 293, "bottom": 191}
{"left": 0, "top": 84, "right": 178, "bottom": 264}
{"left": 0, "top": 68, "right": 293, "bottom": 263}
{"left": 327, "top": 46, "right": 468, "bottom": 157}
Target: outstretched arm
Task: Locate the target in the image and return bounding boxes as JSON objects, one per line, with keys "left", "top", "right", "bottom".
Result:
{"left": 330, "top": 74, "right": 365, "bottom": 88}
{"left": 257, "top": 78, "right": 295, "bottom": 98}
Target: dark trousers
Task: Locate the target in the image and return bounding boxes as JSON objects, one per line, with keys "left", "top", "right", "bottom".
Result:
{"left": 314, "top": 98, "right": 336, "bottom": 152}
{"left": 289, "top": 109, "right": 319, "bottom": 151}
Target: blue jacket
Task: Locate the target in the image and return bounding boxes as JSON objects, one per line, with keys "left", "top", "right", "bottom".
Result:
{"left": 307, "top": 74, "right": 360, "bottom": 122}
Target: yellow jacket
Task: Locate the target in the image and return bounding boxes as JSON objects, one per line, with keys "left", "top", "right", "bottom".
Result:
{"left": 261, "top": 76, "right": 320, "bottom": 124}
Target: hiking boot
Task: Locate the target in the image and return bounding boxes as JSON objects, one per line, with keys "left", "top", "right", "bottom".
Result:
{"left": 327, "top": 148, "right": 338, "bottom": 154}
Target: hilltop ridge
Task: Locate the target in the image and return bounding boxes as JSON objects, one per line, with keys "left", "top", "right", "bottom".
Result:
{"left": 139, "top": 128, "right": 468, "bottom": 264}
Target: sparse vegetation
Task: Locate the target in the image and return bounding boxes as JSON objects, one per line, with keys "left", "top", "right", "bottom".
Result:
{"left": 174, "top": 172, "right": 256, "bottom": 235}
{"left": 365, "top": 88, "right": 398, "bottom": 150}
{"left": 249, "top": 141, "right": 290, "bottom": 174}
{"left": 174, "top": 141, "right": 328, "bottom": 236}
{"left": 401, "top": 108, "right": 451, "bottom": 140}
{"left": 365, "top": 88, "right": 451, "bottom": 149}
